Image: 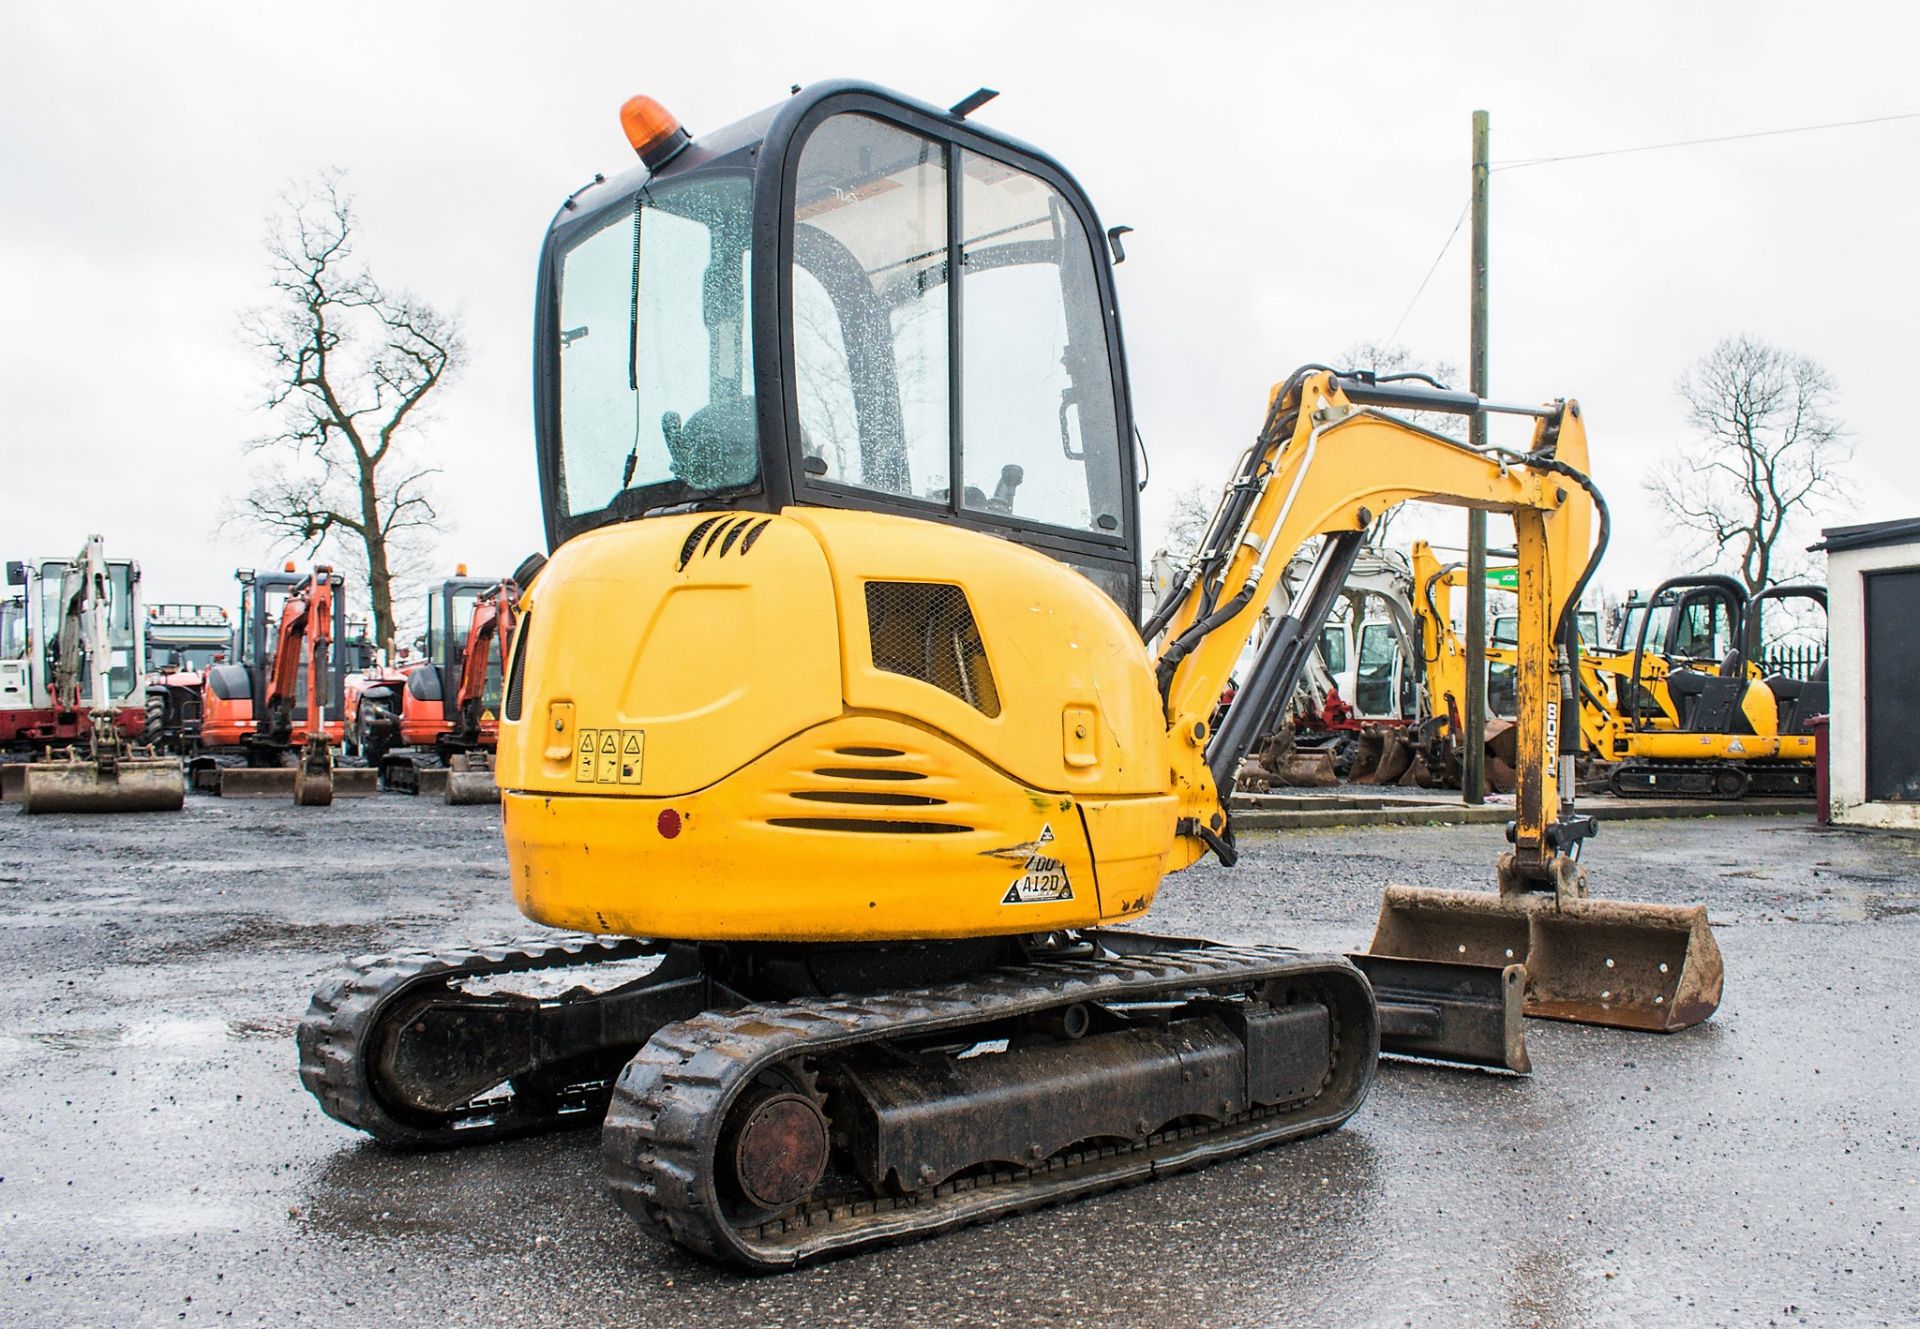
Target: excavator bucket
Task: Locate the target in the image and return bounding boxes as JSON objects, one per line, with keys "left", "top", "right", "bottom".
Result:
{"left": 1352, "top": 727, "right": 1416, "bottom": 786}
{"left": 444, "top": 752, "right": 500, "bottom": 806}
{"left": 1278, "top": 751, "right": 1338, "bottom": 786}
{"left": 20, "top": 750, "right": 186, "bottom": 814}
{"left": 294, "top": 739, "right": 334, "bottom": 807}
{"left": 1367, "top": 878, "right": 1723, "bottom": 1032}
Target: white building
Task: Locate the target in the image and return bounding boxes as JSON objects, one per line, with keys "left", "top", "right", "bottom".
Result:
{"left": 1815, "top": 517, "right": 1920, "bottom": 829}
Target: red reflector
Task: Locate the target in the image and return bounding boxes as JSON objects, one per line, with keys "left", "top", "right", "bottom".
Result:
{"left": 657, "top": 808, "right": 682, "bottom": 839}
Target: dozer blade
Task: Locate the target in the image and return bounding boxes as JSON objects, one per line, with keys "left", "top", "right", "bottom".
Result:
{"left": 1347, "top": 952, "right": 1529, "bottom": 1072}
{"left": 1367, "top": 881, "right": 1723, "bottom": 1033}
{"left": 19, "top": 756, "right": 187, "bottom": 814}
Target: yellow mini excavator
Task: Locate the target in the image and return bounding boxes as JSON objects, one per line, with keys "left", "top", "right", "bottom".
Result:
{"left": 299, "top": 81, "right": 1722, "bottom": 1269}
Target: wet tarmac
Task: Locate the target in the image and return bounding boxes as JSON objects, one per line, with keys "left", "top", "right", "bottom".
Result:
{"left": 0, "top": 797, "right": 1913, "bottom": 1328}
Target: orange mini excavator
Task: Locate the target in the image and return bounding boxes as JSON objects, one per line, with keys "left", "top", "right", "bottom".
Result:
{"left": 187, "top": 563, "right": 344, "bottom": 804}
{"left": 356, "top": 572, "right": 518, "bottom": 804}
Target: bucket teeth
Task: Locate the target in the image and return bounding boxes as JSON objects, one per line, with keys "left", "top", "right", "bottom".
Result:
{"left": 1367, "top": 881, "right": 1723, "bottom": 1033}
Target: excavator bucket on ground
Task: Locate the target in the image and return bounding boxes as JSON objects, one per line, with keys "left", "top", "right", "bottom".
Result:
{"left": 1349, "top": 727, "right": 1416, "bottom": 785}
{"left": 293, "top": 739, "right": 334, "bottom": 807}
{"left": 443, "top": 752, "right": 499, "bottom": 805}
{"left": 19, "top": 745, "right": 186, "bottom": 814}
{"left": 1367, "top": 858, "right": 1723, "bottom": 1033}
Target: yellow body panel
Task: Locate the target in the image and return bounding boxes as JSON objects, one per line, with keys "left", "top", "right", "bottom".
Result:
{"left": 500, "top": 373, "right": 1599, "bottom": 941}
{"left": 500, "top": 509, "right": 1173, "bottom": 942}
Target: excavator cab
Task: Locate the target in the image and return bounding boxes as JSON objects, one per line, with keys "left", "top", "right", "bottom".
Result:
{"left": 229, "top": 567, "right": 348, "bottom": 744}
{"left": 423, "top": 575, "right": 503, "bottom": 724}
{"left": 1628, "top": 576, "right": 1748, "bottom": 731}
{"left": 536, "top": 81, "right": 1140, "bottom": 610}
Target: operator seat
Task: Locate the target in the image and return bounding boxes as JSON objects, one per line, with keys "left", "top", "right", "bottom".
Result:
{"left": 1664, "top": 666, "right": 1710, "bottom": 726}
{"left": 1687, "top": 647, "right": 1754, "bottom": 735}
{"left": 1769, "top": 660, "right": 1827, "bottom": 736}
{"left": 664, "top": 396, "right": 758, "bottom": 491}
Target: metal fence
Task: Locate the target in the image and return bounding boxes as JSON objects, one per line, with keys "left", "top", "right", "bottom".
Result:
{"left": 1762, "top": 645, "right": 1826, "bottom": 681}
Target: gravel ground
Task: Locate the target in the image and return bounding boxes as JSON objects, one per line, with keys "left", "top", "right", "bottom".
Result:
{"left": 0, "top": 796, "right": 1914, "bottom": 1329}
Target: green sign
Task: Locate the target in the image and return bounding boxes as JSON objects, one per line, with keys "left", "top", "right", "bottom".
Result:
{"left": 1485, "top": 566, "right": 1519, "bottom": 590}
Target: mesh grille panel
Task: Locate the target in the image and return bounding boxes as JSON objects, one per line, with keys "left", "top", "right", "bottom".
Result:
{"left": 864, "top": 582, "right": 1001, "bottom": 717}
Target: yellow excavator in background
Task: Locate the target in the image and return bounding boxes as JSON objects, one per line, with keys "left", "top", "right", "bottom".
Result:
{"left": 1457, "top": 570, "right": 1826, "bottom": 798}
{"left": 300, "top": 81, "right": 1722, "bottom": 1269}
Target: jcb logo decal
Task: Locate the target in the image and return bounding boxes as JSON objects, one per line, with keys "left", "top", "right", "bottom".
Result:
{"left": 575, "top": 728, "right": 645, "bottom": 784}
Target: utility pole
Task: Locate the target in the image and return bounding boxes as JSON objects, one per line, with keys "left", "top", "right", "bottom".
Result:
{"left": 1463, "top": 109, "right": 1491, "bottom": 806}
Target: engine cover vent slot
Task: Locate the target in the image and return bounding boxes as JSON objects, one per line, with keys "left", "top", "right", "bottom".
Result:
{"left": 790, "top": 790, "right": 943, "bottom": 807}
{"left": 768, "top": 817, "right": 970, "bottom": 835}
{"left": 812, "top": 767, "right": 926, "bottom": 781}
{"left": 834, "top": 746, "right": 905, "bottom": 758}
{"left": 678, "top": 517, "right": 724, "bottom": 569}
{"left": 678, "top": 516, "right": 775, "bottom": 570}
{"left": 863, "top": 582, "right": 1001, "bottom": 718}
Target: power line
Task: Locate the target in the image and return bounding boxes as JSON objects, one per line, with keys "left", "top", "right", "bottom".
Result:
{"left": 1376, "top": 109, "right": 1919, "bottom": 355}
{"left": 1382, "top": 200, "right": 1469, "bottom": 349}
{"left": 1492, "top": 110, "right": 1920, "bottom": 171}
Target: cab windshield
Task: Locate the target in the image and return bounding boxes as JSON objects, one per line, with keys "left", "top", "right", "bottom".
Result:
{"left": 40, "top": 559, "right": 136, "bottom": 697}
{"left": 554, "top": 175, "right": 755, "bottom": 521}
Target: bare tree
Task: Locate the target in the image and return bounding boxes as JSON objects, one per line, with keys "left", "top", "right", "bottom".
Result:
{"left": 238, "top": 172, "right": 462, "bottom": 653}
{"left": 1157, "top": 482, "right": 1216, "bottom": 563}
{"left": 1647, "top": 335, "right": 1850, "bottom": 594}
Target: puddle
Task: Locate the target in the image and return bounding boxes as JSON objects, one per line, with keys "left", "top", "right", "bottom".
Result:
{"left": 112, "top": 1200, "right": 256, "bottom": 1239}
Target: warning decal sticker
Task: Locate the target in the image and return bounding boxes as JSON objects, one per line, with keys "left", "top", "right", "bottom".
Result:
{"left": 1002, "top": 822, "right": 1075, "bottom": 905}
{"left": 575, "top": 727, "right": 646, "bottom": 784}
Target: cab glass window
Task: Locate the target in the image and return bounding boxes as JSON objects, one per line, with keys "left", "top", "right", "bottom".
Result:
{"left": 1354, "top": 622, "right": 1397, "bottom": 716}
{"left": 36, "top": 560, "right": 136, "bottom": 697}
{"left": 555, "top": 175, "right": 755, "bottom": 520}
{"left": 959, "top": 151, "right": 1122, "bottom": 534}
{"left": 788, "top": 114, "right": 1124, "bottom": 538}
{"left": 1669, "top": 596, "right": 1734, "bottom": 661}
{"left": 1317, "top": 625, "right": 1348, "bottom": 675}
{"left": 791, "top": 114, "right": 949, "bottom": 499}
{"left": 2, "top": 599, "right": 28, "bottom": 659}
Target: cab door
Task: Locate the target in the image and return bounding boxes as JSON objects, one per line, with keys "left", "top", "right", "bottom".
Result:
{"left": 778, "top": 101, "right": 1139, "bottom": 615}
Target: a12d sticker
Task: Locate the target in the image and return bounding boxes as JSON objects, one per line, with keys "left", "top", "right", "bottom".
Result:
{"left": 574, "top": 727, "right": 645, "bottom": 784}
{"left": 1002, "top": 822, "right": 1074, "bottom": 904}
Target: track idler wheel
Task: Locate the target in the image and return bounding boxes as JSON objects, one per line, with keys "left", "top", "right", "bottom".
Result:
{"left": 722, "top": 1086, "right": 831, "bottom": 1213}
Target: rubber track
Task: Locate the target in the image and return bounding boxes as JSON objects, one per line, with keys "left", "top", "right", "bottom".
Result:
{"left": 603, "top": 945, "right": 1374, "bottom": 1269}
{"left": 298, "top": 934, "right": 660, "bottom": 1146}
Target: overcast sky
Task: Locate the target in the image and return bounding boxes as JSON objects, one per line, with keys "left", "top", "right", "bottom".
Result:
{"left": 3, "top": 1, "right": 1914, "bottom": 623}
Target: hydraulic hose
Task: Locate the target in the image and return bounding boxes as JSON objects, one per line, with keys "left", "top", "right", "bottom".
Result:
{"left": 1147, "top": 365, "right": 1332, "bottom": 686}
